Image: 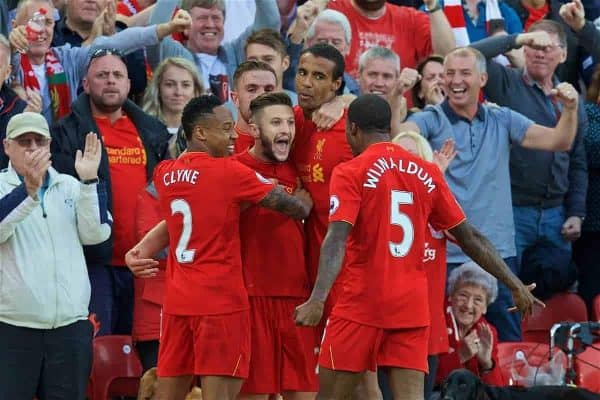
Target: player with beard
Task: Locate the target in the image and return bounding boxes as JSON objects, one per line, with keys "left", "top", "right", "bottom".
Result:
{"left": 234, "top": 92, "right": 318, "bottom": 400}
{"left": 231, "top": 60, "right": 278, "bottom": 153}
{"left": 125, "top": 95, "right": 313, "bottom": 400}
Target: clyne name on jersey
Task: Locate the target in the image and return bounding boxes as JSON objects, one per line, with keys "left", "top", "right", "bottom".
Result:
{"left": 162, "top": 169, "right": 200, "bottom": 186}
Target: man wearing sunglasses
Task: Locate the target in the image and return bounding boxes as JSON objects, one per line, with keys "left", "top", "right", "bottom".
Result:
{"left": 0, "top": 113, "right": 112, "bottom": 399}
{"left": 50, "top": 46, "right": 171, "bottom": 337}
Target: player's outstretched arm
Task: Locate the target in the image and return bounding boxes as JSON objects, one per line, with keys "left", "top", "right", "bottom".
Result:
{"left": 125, "top": 220, "right": 169, "bottom": 278}
{"left": 448, "top": 221, "right": 545, "bottom": 317}
{"left": 294, "top": 221, "right": 352, "bottom": 326}
{"left": 259, "top": 186, "right": 313, "bottom": 220}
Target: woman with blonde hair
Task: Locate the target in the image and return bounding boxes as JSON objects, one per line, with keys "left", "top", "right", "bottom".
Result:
{"left": 390, "top": 131, "right": 456, "bottom": 399}
{"left": 143, "top": 57, "right": 204, "bottom": 154}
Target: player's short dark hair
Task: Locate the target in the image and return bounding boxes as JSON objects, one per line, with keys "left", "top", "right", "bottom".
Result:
{"left": 347, "top": 94, "right": 391, "bottom": 134}
{"left": 249, "top": 92, "right": 293, "bottom": 119}
{"left": 233, "top": 60, "right": 277, "bottom": 90}
{"left": 244, "top": 29, "right": 287, "bottom": 59}
{"left": 301, "top": 43, "right": 345, "bottom": 81}
{"left": 181, "top": 94, "right": 223, "bottom": 141}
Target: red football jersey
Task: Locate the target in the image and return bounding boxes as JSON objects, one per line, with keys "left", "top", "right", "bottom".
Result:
{"left": 234, "top": 150, "right": 310, "bottom": 297}
{"left": 328, "top": 0, "right": 433, "bottom": 80}
{"left": 153, "top": 152, "right": 275, "bottom": 316}
{"left": 424, "top": 225, "right": 450, "bottom": 355}
{"left": 291, "top": 106, "right": 353, "bottom": 284}
{"left": 329, "top": 142, "right": 466, "bottom": 328}
{"left": 234, "top": 126, "right": 255, "bottom": 154}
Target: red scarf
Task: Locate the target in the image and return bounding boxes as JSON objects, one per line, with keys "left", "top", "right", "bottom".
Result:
{"left": 21, "top": 50, "right": 71, "bottom": 120}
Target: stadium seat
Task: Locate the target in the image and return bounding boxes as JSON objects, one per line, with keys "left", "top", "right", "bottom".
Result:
{"left": 575, "top": 347, "right": 600, "bottom": 393}
{"left": 521, "top": 292, "right": 588, "bottom": 344}
{"left": 497, "top": 342, "right": 566, "bottom": 386}
{"left": 592, "top": 295, "right": 600, "bottom": 322}
{"left": 88, "top": 335, "right": 143, "bottom": 400}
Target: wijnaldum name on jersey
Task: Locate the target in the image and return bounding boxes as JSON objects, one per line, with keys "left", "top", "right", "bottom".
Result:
{"left": 363, "top": 157, "right": 436, "bottom": 193}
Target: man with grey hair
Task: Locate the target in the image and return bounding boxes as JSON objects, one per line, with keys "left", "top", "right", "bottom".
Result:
{"left": 0, "top": 33, "right": 28, "bottom": 169}
{"left": 357, "top": 46, "right": 420, "bottom": 134}
{"left": 469, "top": 22, "right": 588, "bottom": 308}
{"left": 148, "top": 0, "right": 280, "bottom": 103}
{"left": 399, "top": 46, "right": 580, "bottom": 343}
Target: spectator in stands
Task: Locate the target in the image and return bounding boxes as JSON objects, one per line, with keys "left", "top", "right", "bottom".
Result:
{"left": 52, "top": 0, "right": 150, "bottom": 100}
{"left": 142, "top": 57, "right": 204, "bottom": 137}
{"left": 0, "top": 113, "right": 111, "bottom": 399}
{"left": 9, "top": 0, "right": 192, "bottom": 124}
{"left": 470, "top": 23, "right": 588, "bottom": 300}
{"left": 286, "top": 9, "right": 360, "bottom": 96}
{"left": 412, "top": 54, "right": 445, "bottom": 110}
{"left": 0, "top": 34, "right": 28, "bottom": 170}
{"left": 148, "top": 0, "right": 280, "bottom": 103}
{"left": 244, "top": 28, "right": 297, "bottom": 103}
{"left": 505, "top": 0, "right": 594, "bottom": 87}
{"left": 399, "top": 47, "right": 580, "bottom": 342}
{"left": 355, "top": 46, "right": 420, "bottom": 133}
{"left": 574, "top": 63, "right": 600, "bottom": 314}
{"left": 326, "top": 0, "right": 456, "bottom": 79}
{"left": 50, "top": 48, "right": 171, "bottom": 336}
{"left": 435, "top": 0, "right": 523, "bottom": 45}
{"left": 436, "top": 262, "right": 504, "bottom": 386}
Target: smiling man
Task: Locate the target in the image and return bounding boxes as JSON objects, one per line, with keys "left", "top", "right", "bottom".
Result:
{"left": 148, "top": 0, "right": 280, "bottom": 102}
{"left": 399, "top": 46, "right": 580, "bottom": 343}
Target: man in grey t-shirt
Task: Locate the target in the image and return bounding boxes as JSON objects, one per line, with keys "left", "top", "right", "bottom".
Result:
{"left": 398, "top": 47, "right": 579, "bottom": 343}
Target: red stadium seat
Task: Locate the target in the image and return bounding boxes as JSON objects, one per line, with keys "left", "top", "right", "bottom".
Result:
{"left": 88, "top": 335, "right": 143, "bottom": 400}
{"left": 522, "top": 292, "right": 588, "bottom": 344}
{"left": 497, "top": 342, "right": 566, "bottom": 386}
{"left": 575, "top": 347, "right": 600, "bottom": 393}
{"left": 592, "top": 295, "right": 600, "bottom": 322}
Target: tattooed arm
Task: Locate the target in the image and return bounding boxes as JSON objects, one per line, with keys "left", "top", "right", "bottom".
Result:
{"left": 259, "top": 185, "right": 313, "bottom": 220}
{"left": 294, "top": 221, "right": 353, "bottom": 326}
{"left": 448, "top": 221, "right": 544, "bottom": 316}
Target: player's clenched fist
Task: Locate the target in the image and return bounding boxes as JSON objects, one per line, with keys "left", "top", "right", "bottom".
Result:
{"left": 551, "top": 82, "right": 578, "bottom": 110}
{"left": 294, "top": 299, "right": 324, "bottom": 326}
{"left": 125, "top": 248, "right": 159, "bottom": 278}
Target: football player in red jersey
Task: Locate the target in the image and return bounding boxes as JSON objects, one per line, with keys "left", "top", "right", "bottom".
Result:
{"left": 125, "top": 95, "right": 313, "bottom": 400}
{"left": 295, "top": 94, "right": 543, "bottom": 400}
{"left": 231, "top": 60, "right": 278, "bottom": 153}
{"left": 235, "top": 92, "right": 318, "bottom": 400}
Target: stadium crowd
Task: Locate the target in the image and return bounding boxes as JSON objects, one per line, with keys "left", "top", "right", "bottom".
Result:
{"left": 0, "top": 0, "right": 599, "bottom": 399}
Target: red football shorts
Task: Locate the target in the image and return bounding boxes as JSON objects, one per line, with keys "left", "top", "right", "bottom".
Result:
{"left": 318, "top": 315, "right": 430, "bottom": 373}
{"left": 157, "top": 311, "right": 250, "bottom": 378}
{"left": 240, "top": 297, "right": 319, "bottom": 394}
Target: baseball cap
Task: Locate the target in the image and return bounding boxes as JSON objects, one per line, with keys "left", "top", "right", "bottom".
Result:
{"left": 6, "top": 112, "right": 51, "bottom": 140}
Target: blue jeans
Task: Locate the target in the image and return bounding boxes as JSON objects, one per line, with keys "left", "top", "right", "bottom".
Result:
{"left": 88, "top": 264, "right": 134, "bottom": 336}
{"left": 513, "top": 205, "right": 572, "bottom": 269}
{"left": 448, "top": 257, "right": 522, "bottom": 342}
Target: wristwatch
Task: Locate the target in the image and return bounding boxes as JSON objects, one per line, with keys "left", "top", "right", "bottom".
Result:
{"left": 425, "top": 3, "right": 442, "bottom": 13}
{"left": 81, "top": 177, "right": 99, "bottom": 185}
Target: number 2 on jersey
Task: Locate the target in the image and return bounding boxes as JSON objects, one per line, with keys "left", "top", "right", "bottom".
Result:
{"left": 389, "top": 190, "right": 414, "bottom": 257}
{"left": 171, "top": 199, "right": 196, "bottom": 263}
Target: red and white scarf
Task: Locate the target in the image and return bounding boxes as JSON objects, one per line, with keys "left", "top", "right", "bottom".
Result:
{"left": 443, "top": 0, "right": 504, "bottom": 46}
{"left": 21, "top": 50, "right": 71, "bottom": 120}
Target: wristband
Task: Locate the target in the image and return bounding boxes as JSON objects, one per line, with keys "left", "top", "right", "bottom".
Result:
{"left": 81, "top": 177, "right": 99, "bottom": 185}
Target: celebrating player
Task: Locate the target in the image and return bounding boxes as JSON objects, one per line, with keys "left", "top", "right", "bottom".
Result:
{"left": 295, "top": 94, "right": 543, "bottom": 400}
{"left": 125, "top": 95, "right": 313, "bottom": 400}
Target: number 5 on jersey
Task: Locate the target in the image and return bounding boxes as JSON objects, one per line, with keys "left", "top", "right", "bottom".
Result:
{"left": 389, "top": 190, "right": 414, "bottom": 258}
{"left": 171, "top": 199, "right": 196, "bottom": 263}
